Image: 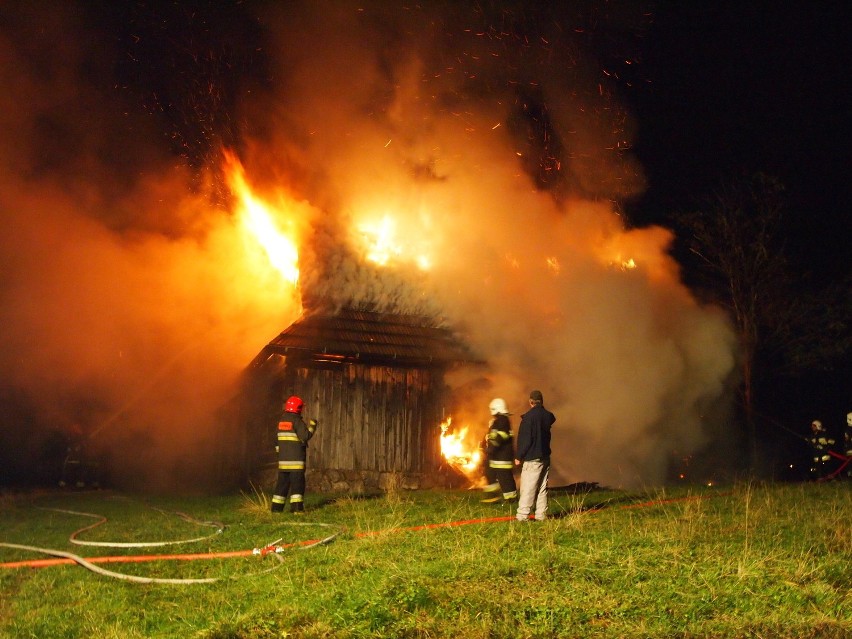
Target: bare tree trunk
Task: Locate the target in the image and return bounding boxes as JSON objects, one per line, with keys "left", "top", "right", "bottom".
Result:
{"left": 734, "top": 295, "right": 759, "bottom": 473}
{"left": 741, "top": 346, "right": 756, "bottom": 471}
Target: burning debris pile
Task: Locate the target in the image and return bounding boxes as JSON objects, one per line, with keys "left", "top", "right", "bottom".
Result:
{"left": 439, "top": 418, "right": 484, "bottom": 484}
{"left": 0, "top": 2, "right": 737, "bottom": 491}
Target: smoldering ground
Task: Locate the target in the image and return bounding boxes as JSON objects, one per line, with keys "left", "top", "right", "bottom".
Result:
{"left": 0, "top": 1, "right": 738, "bottom": 491}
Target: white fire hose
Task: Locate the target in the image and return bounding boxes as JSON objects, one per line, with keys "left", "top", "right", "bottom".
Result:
{"left": 1, "top": 498, "right": 339, "bottom": 585}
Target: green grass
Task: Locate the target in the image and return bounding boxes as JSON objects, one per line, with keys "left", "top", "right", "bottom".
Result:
{"left": 1, "top": 482, "right": 849, "bottom": 638}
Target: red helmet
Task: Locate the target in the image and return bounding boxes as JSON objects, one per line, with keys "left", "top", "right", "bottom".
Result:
{"left": 284, "top": 395, "right": 304, "bottom": 414}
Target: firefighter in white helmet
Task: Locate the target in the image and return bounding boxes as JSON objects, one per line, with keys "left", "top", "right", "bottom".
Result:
{"left": 808, "top": 419, "right": 835, "bottom": 480}
{"left": 844, "top": 412, "right": 852, "bottom": 478}
{"left": 271, "top": 395, "right": 317, "bottom": 514}
{"left": 480, "top": 398, "right": 518, "bottom": 503}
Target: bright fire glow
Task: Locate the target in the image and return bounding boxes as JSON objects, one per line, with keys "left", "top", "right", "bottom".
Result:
{"left": 224, "top": 151, "right": 300, "bottom": 285}
{"left": 355, "top": 212, "right": 432, "bottom": 271}
{"left": 606, "top": 254, "right": 638, "bottom": 271}
{"left": 358, "top": 215, "right": 398, "bottom": 266}
{"left": 439, "top": 417, "right": 482, "bottom": 480}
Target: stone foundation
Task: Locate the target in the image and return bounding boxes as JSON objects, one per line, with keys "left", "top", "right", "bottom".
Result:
{"left": 255, "top": 465, "right": 467, "bottom": 494}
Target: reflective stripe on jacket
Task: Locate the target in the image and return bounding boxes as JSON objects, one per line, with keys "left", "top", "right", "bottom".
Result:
{"left": 486, "top": 414, "right": 514, "bottom": 466}
{"left": 276, "top": 411, "right": 315, "bottom": 470}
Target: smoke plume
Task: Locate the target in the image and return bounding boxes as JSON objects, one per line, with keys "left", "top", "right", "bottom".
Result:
{"left": 0, "top": 1, "right": 737, "bottom": 490}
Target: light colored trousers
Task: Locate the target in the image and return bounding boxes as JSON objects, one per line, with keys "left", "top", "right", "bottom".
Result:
{"left": 516, "top": 457, "right": 550, "bottom": 521}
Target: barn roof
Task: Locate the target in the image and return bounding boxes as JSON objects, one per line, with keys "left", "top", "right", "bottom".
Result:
{"left": 253, "top": 308, "right": 481, "bottom": 368}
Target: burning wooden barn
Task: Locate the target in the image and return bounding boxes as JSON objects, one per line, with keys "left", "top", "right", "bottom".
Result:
{"left": 237, "top": 308, "right": 483, "bottom": 493}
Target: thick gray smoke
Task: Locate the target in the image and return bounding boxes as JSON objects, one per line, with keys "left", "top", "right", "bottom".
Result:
{"left": 0, "top": 1, "right": 737, "bottom": 490}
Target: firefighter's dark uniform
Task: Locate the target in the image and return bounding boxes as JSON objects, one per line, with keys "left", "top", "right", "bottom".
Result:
{"left": 58, "top": 425, "right": 98, "bottom": 489}
{"left": 808, "top": 423, "right": 835, "bottom": 480}
{"left": 482, "top": 413, "right": 518, "bottom": 502}
{"left": 272, "top": 410, "right": 316, "bottom": 513}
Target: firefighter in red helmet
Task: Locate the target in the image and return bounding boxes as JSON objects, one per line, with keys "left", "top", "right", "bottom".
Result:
{"left": 271, "top": 395, "right": 317, "bottom": 514}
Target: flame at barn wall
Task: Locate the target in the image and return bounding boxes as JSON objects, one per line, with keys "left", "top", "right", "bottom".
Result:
{"left": 0, "top": 1, "right": 738, "bottom": 490}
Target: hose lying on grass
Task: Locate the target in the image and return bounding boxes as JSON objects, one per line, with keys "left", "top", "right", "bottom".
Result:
{"left": 1, "top": 498, "right": 339, "bottom": 584}
{"left": 42, "top": 505, "right": 225, "bottom": 548}
{"left": 0, "top": 541, "right": 250, "bottom": 584}
{"left": 3, "top": 491, "right": 725, "bottom": 582}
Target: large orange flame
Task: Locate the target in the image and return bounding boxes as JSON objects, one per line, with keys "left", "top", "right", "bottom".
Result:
{"left": 224, "top": 151, "right": 301, "bottom": 285}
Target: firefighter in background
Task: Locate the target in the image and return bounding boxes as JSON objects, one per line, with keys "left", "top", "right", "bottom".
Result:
{"left": 808, "top": 419, "right": 835, "bottom": 480}
{"left": 845, "top": 412, "right": 852, "bottom": 478}
{"left": 271, "top": 396, "right": 317, "bottom": 514}
{"left": 59, "top": 422, "right": 88, "bottom": 489}
{"left": 54, "top": 418, "right": 104, "bottom": 489}
{"left": 480, "top": 398, "right": 518, "bottom": 503}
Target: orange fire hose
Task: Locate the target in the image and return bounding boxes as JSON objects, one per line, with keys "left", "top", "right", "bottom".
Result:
{"left": 0, "top": 539, "right": 322, "bottom": 570}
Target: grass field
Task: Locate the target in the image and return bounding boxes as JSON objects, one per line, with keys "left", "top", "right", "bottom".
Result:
{"left": 1, "top": 481, "right": 849, "bottom": 638}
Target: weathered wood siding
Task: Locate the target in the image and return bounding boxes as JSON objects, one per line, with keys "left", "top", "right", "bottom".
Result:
{"left": 289, "top": 362, "right": 445, "bottom": 474}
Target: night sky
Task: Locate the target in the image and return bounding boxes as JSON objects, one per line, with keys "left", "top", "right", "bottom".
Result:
{"left": 623, "top": 1, "right": 850, "bottom": 280}
{"left": 0, "top": 0, "right": 849, "bottom": 488}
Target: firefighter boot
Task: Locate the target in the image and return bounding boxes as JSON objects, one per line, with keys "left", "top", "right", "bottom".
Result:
{"left": 271, "top": 495, "right": 287, "bottom": 513}
{"left": 290, "top": 501, "right": 305, "bottom": 515}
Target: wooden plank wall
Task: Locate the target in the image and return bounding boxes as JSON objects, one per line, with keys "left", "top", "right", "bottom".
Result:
{"left": 289, "top": 362, "right": 446, "bottom": 474}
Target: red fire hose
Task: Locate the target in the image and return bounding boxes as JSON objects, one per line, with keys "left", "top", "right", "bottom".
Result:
{"left": 822, "top": 450, "right": 851, "bottom": 480}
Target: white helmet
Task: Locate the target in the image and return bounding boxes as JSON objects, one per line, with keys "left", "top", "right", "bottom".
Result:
{"left": 847, "top": 412, "right": 852, "bottom": 427}
{"left": 811, "top": 419, "right": 824, "bottom": 432}
{"left": 489, "top": 398, "right": 508, "bottom": 416}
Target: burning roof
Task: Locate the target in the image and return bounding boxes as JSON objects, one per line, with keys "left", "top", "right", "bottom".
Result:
{"left": 253, "top": 308, "right": 481, "bottom": 368}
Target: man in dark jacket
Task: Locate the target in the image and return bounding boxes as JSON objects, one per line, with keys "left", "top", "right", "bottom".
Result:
{"left": 514, "top": 390, "right": 555, "bottom": 521}
{"left": 271, "top": 395, "right": 317, "bottom": 514}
